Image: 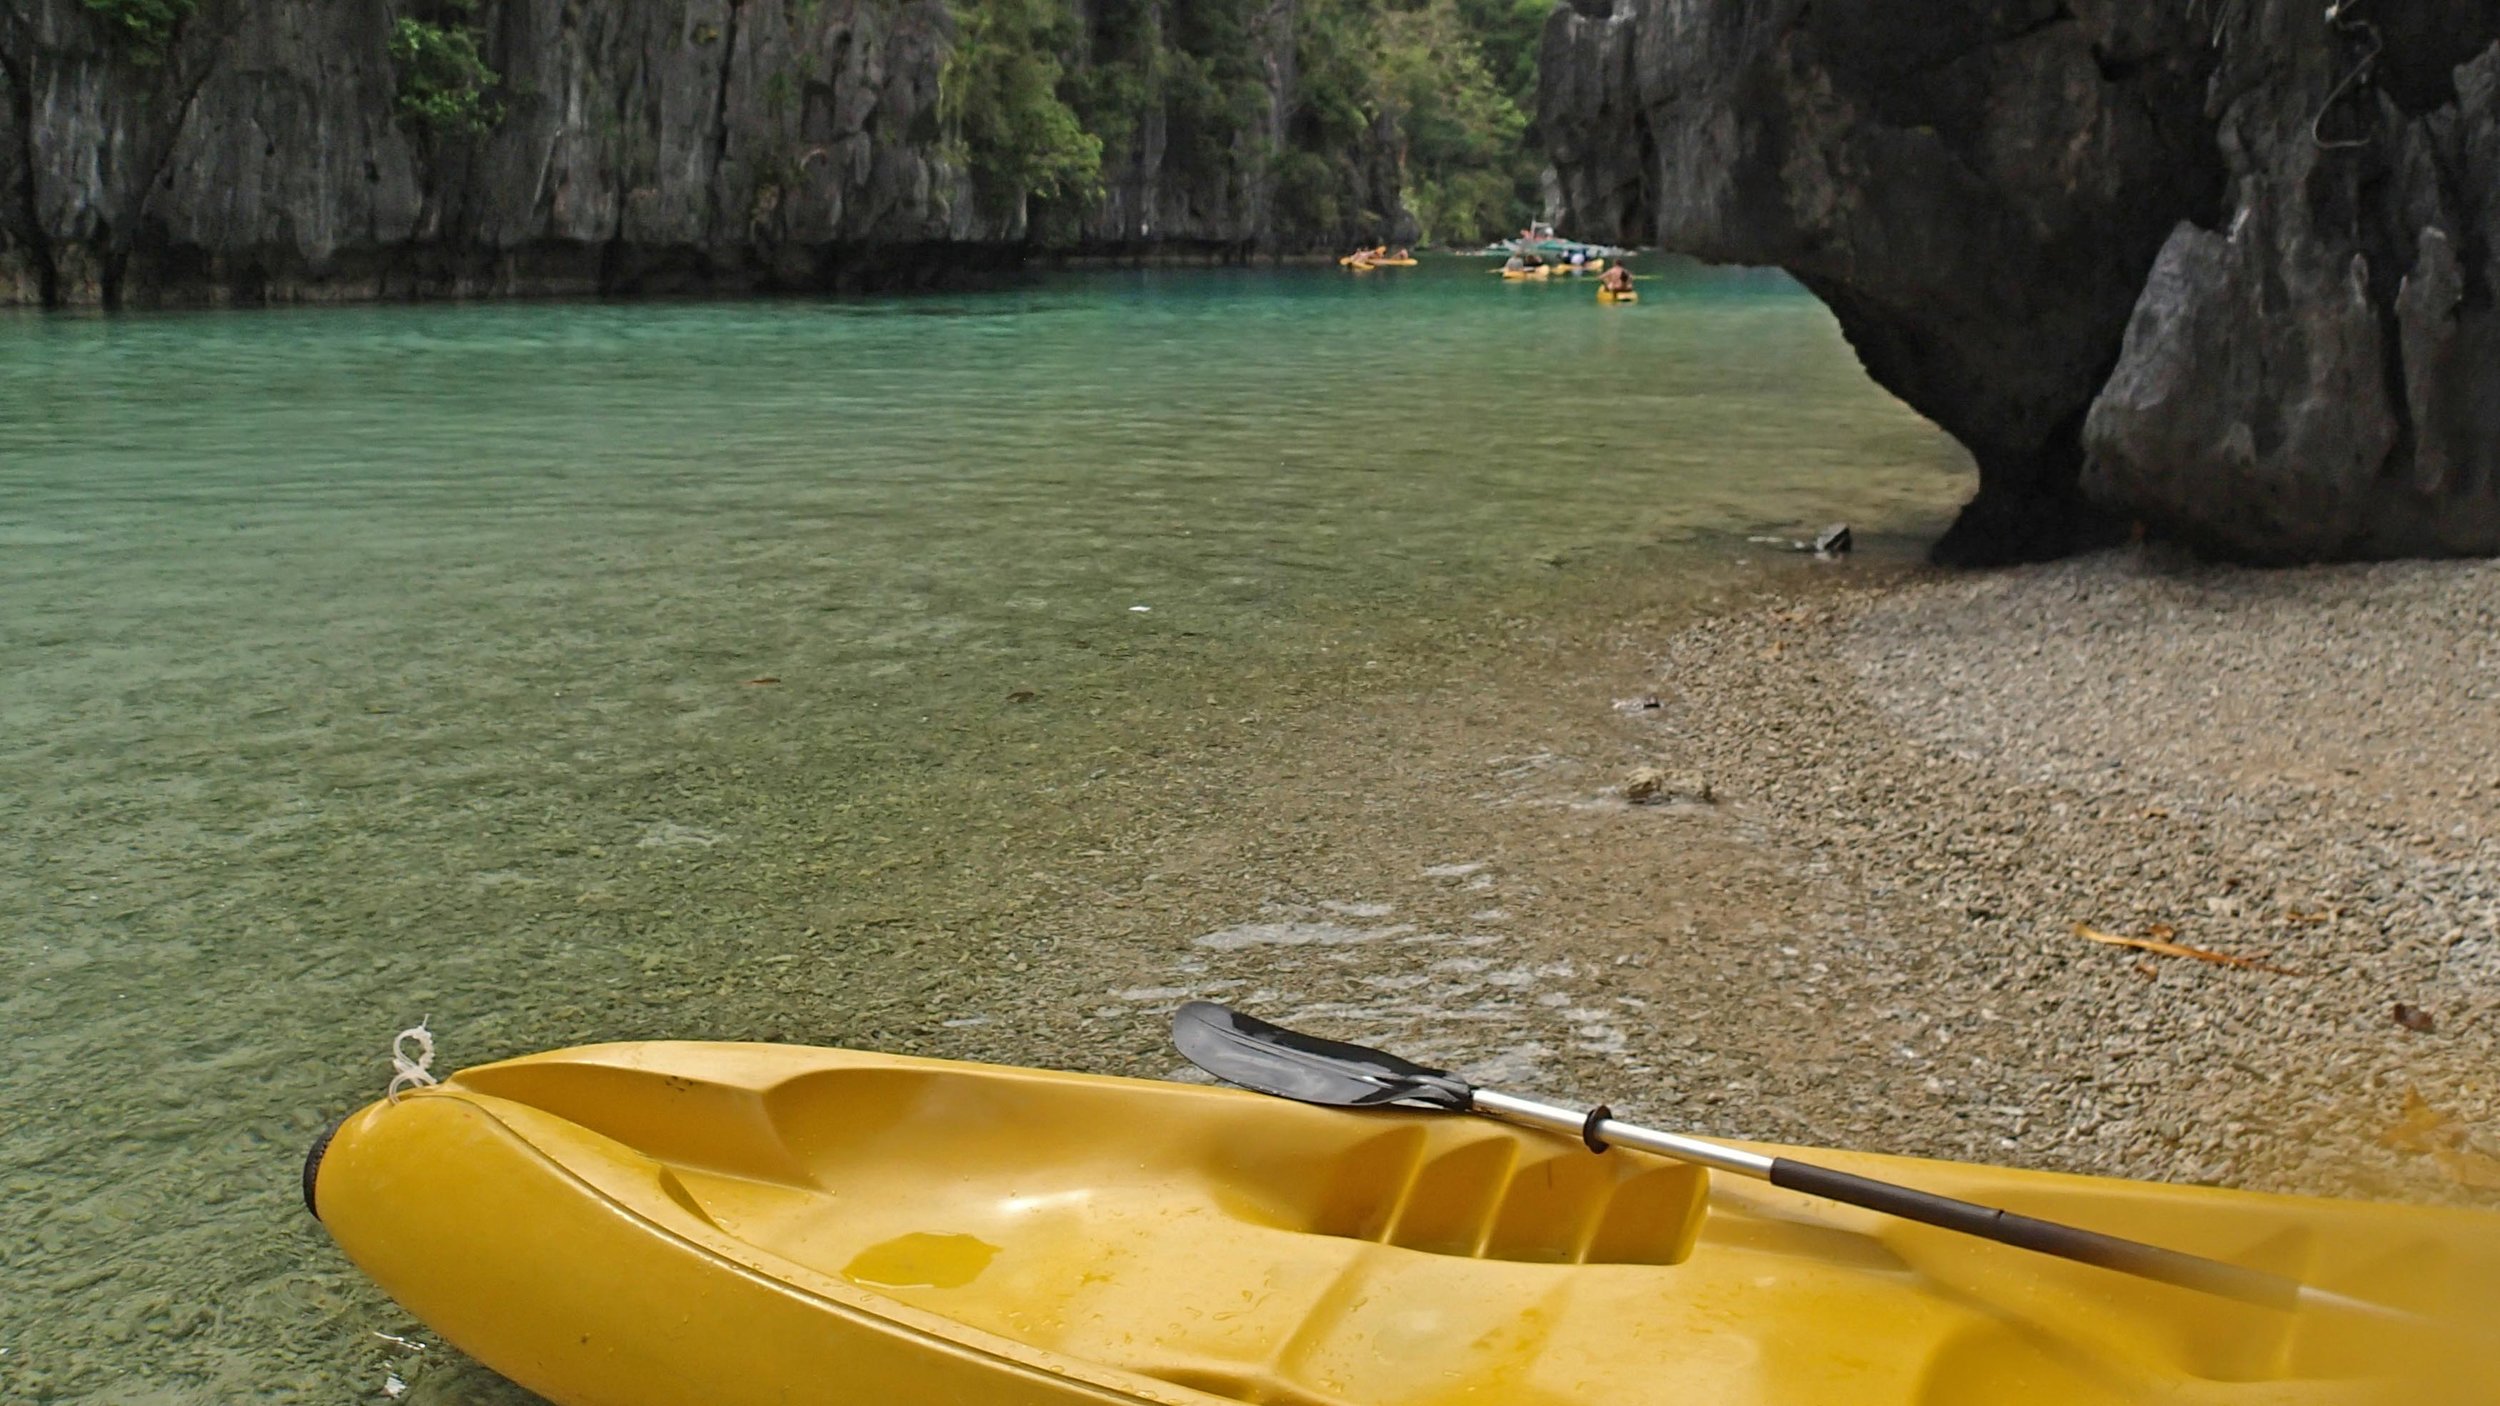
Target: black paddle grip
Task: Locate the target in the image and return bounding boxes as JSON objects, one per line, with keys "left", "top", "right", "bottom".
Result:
{"left": 1767, "top": 1158, "right": 2300, "bottom": 1309}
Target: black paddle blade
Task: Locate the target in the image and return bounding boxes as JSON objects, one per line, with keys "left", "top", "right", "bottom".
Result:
{"left": 1171, "top": 1001, "right": 1474, "bottom": 1111}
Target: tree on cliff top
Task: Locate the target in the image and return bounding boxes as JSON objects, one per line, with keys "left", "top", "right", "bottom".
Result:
{"left": 1378, "top": 0, "right": 1537, "bottom": 244}
{"left": 389, "top": 1, "right": 503, "bottom": 138}
{"left": 943, "top": 0, "right": 1106, "bottom": 215}
{"left": 80, "top": 0, "right": 194, "bottom": 59}
{"left": 945, "top": 0, "right": 1544, "bottom": 246}
{"left": 1277, "top": 0, "right": 1545, "bottom": 245}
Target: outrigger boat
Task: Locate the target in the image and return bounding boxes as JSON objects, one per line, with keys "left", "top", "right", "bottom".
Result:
{"left": 1479, "top": 221, "right": 1633, "bottom": 265}
{"left": 308, "top": 1016, "right": 2500, "bottom": 1406}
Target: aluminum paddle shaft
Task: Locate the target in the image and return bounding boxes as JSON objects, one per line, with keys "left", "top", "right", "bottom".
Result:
{"left": 1172, "top": 1002, "right": 2397, "bottom": 1318}
{"left": 1468, "top": 1089, "right": 2313, "bottom": 1312}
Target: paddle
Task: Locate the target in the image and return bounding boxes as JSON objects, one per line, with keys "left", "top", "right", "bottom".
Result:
{"left": 1172, "top": 1001, "right": 2391, "bottom": 1317}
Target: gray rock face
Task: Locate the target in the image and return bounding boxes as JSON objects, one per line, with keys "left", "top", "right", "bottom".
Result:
{"left": 2083, "top": 30, "right": 2500, "bottom": 559}
{"left": 1541, "top": 0, "right": 2500, "bottom": 563}
{"left": 1, "top": 47, "right": 38, "bottom": 303}
{"left": 0, "top": 0, "right": 1393, "bottom": 306}
{"left": 0, "top": 0, "right": 976, "bottom": 304}
{"left": 1541, "top": 0, "right": 2222, "bottom": 563}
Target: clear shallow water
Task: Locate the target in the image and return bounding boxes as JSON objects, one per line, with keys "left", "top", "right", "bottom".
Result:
{"left": 0, "top": 260, "right": 1969, "bottom": 1401}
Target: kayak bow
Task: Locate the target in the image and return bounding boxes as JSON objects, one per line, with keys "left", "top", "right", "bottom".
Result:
{"left": 308, "top": 1041, "right": 2500, "bottom": 1406}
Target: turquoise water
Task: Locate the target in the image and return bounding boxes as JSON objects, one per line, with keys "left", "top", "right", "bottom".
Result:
{"left": 0, "top": 260, "right": 1970, "bottom": 1402}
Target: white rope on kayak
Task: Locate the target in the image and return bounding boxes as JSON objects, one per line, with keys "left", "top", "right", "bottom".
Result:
{"left": 387, "top": 1019, "right": 438, "bottom": 1104}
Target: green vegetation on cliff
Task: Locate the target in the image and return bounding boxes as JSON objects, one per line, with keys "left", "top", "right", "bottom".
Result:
{"left": 1378, "top": 0, "right": 1542, "bottom": 243}
{"left": 389, "top": 1, "right": 503, "bottom": 136}
{"left": 941, "top": 0, "right": 1105, "bottom": 210}
{"left": 946, "top": 0, "right": 1550, "bottom": 246}
{"left": 80, "top": 0, "right": 195, "bottom": 59}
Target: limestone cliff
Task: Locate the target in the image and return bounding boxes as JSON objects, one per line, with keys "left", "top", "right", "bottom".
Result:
{"left": 2084, "top": 9, "right": 2500, "bottom": 559}
{"left": 0, "top": 0, "right": 1402, "bottom": 306}
{"left": 1542, "top": 0, "right": 2500, "bottom": 563}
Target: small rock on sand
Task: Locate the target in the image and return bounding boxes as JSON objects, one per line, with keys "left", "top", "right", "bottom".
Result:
{"left": 1624, "top": 768, "right": 1712, "bottom": 804}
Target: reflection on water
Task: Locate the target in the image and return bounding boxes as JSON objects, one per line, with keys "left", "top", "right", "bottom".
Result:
{"left": 0, "top": 260, "right": 1967, "bottom": 1402}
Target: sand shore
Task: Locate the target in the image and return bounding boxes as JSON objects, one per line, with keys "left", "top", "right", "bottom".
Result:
{"left": 1042, "top": 546, "right": 2500, "bottom": 1211}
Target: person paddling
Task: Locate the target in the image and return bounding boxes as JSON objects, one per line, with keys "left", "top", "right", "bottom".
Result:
{"left": 1600, "top": 263, "right": 1634, "bottom": 294}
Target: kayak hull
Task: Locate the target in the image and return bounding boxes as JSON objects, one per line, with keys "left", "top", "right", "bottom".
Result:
{"left": 311, "top": 1042, "right": 2500, "bottom": 1406}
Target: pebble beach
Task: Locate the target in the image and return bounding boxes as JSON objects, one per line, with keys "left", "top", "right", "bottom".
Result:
{"left": 1630, "top": 548, "right": 2500, "bottom": 1198}
{"left": 1092, "top": 546, "right": 2500, "bottom": 1215}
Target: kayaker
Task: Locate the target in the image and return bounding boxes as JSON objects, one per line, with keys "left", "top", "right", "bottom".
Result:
{"left": 1503, "top": 252, "right": 1528, "bottom": 273}
{"left": 1600, "top": 264, "right": 1634, "bottom": 294}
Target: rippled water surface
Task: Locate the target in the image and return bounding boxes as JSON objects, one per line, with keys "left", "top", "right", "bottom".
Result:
{"left": 0, "top": 260, "right": 1970, "bottom": 1401}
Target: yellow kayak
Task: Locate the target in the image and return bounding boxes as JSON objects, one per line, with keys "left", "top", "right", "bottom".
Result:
{"left": 1498, "top": 266, "right": 1551, "bottom": 280}
{"left": 1599, "top": 287, "right": 1639, "bottom": 304}
{"left": 308, "top": 1042, "right": 2500, "bottom": 1406}
{"left": 1365, "top": 257, "right": 1418, "bottom": 267}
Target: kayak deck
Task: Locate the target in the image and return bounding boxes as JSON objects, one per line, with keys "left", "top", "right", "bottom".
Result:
{"left": 313, "top": 1043, "right": 2500, "bottom": 1406}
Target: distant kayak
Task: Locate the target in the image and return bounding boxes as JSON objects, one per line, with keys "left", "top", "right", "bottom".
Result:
{"left": 1600, "top": 286, "right": 1639, "bottom": 303}
{"left": 1365, "top": 257, "right": 1418, "bottom": 267}
{"left": 309, "top": 1040, "right": 2500, "bottom": 1406}
{"left": 1498, "top": 266, "right": 1552, "bottom": 280}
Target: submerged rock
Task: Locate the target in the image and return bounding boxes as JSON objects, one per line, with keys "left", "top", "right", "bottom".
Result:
{"left": 1541, "top": 0, "right": 2500, "bottom": 564}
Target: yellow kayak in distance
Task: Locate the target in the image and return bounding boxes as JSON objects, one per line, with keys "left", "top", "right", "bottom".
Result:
{"left": 1599, "top": 286, "right": 1639, "bottom": 304}
{"left": 1497, "top": 266, "right": 1552, "bottom": 279}
{"left": 1365, "top": 257, "right": 1418, "bottom": 267}
{"left": 308, "top": 1041, "right": 2500, "bottom": 1406}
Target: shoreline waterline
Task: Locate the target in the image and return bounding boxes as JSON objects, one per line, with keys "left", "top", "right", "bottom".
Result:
{"left": 21, "top": 266, "right": 2492, "bottom": 1404}
{"left": 2, "top": 262, "right": 1972, "bottom": 1401}
{"left": 9, "top": 518, "right": 2498, "bottom": 1399}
